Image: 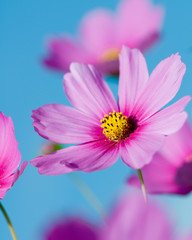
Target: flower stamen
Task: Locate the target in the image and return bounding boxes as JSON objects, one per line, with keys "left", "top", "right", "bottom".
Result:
{"left": 100, "top": 111, "right": 137, "bottom": 141}
{"left": 100, "top": 48, "right": 120, "bottom": 62}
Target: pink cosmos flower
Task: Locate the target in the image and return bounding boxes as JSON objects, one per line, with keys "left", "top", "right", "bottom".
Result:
{"left": 0, "top": 112, "right": 27, "bottom": 199}
{"left": 44, "top": 217, "right": 99, "bottom": 240}
{"left": 101, "top": 192, "right": 173, "bottom": 240}
{"left": 128, "top": 121, "right": 192, "bottom": 195}
{"left": 31, "top": 46, "right": 190, "bottom": 174}
{"left": 43, "top": 0, "right": 164, "bottom": 75}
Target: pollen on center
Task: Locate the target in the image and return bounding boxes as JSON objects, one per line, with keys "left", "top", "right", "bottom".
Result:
{"left": 100, "top": 111, "right": 137, "bottom": 141}
{"left": 100, "top": 48, "right": 120, "bottom": 62}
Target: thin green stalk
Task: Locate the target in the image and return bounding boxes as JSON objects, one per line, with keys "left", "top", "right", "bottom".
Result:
{"left": 68, "top": 173, "right": 105, "bottom": 220}
{"left": 0, "top": 202, "right": 17, "bottom": 240}
{"left": 137, "top": 169, "right": 148, "bottom": 203}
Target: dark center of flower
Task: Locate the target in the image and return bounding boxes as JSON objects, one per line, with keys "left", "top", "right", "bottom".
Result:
{"left": 175, "top": 160, "right": 192, "bottom": 188}
{"left": 100, "top": 111, "right": 138, "bottom": 141}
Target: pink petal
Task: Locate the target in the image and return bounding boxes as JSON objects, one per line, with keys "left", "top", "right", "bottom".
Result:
{"left": 96, "top": 59, "right": 119, "bottom": 76}
{"left": 12, "top": 161, "right": 28, "bottom": 186}
{"left": 32, "top": 104, "right": 103, "bottom": 144}
{"left": 116, "top": 0, "right": 164, "bottom": 49}
{"left": 101, "top": 192, "right": 172, "bottom": 240}
{"left": 118, "top": 47, "right": 149, "bottom": 116}
{"left": 80, "top": 9, "right": 117, "bottom": 57}
{"left": 181, "top": 234, "right": 192, "bottom": 240}
{"left": 141, "top": 96, "right": 191, "bottom": 135}
{"left": 63, "top": 63, "right": 118, "bottom": 119}
{"left": 133, "top": 53, "right": 186, "bottom": 121}
{"left": 0, "top": 161, "right": 28, "bottom": 200}
{"left": 30, "top": 139, "right": 119, "bottom": 175}
{"left": 120, "top": 126, "right": 164, "bottom": 169}
{"left": 128, "top": 154, "right": 191, "bottom": 195}
{"left": 43, "top": 37, "right": 93, "bottom": 72}
{"left": 155, "top": 121, "right": 192, "bottom": 167}
{"left": 128, "top": 121, "right": 192, "bottom": 195}
{"left": 0, "top": 113, "right": 21, "bottom": 179}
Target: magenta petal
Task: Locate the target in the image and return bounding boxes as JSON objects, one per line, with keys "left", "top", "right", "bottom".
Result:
{"left": 12, "top": 161, "right": 28, "bottom": 186}
{"left": 118, "top": 47, "right": 149, "bottom": 116}
{"left": 101, "top": 192, "right": 172, "bottom": 240}
{"left": 44, "top": 218, "right": 99, "bottom": 240}
{"left": 0, "top": 161, "right": 28, "bottom": 199}
{"left": 133, "top": 53, "right": 186, "bottom": 121}
{"left": 0, "top": 113, "right": 21, "bottom": 179}
{"left": 161, "top": 121, "right": 192, "bottom": 165}
{"left": 128, "top": 155, "right": 182, "bottom": 194}
{"left": 128, "top": 154, "right": 192, "bottom": 195}
{"left": 128, "top": 121, "right": 192, "bottom": 195}
{"left": 142, "top": 96, "right": 191, "bottom": 134}
{"left": 32, "top": 104, "right": 103, "bottom": 144}
{"left": 30, "top": 139, "right": 119, "bottom": 175}
{"left": 43, "top": 37, "right": 93, "bottom": 72}
{"left": 63, "top": 63, "right": 118, "bottom": 119}
{"left": 117, "top": 0, "right": 164, "bottom": 49}
{"left": 120, "top": 126, "right": 164, "bottom": 169}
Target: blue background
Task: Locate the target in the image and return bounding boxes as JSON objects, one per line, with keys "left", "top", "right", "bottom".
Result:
{"left": 1, "top": 0, "right": 192, "bottom": 239}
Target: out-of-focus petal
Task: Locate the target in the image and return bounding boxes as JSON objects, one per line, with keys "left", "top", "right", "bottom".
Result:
{"left": 63, "top": 63, "right": 118, "bottom": 119}
{"left": 32, "top": 104, "right": 103, "bottom": 144}
{"left": 133, "top": 54, "right": 186, "bottom": 121}
{"left": 80, "top": 10, "right": 116, "bottom": 57}
{"left": 117, "top": 0, "right": 164, "bottom": 49}
{"left": 127, "top": 153, "right": 191, "bottom": 194}
{"left": 128, "top": 121, "right": 192, "bottom": 195}
{"left": 44, "top": 218, "right": 99, "bottom": 240}
{"left": 31, "top": 139, "right": 119, "bottom": 175}
{"left": 118, "top": 47, "right": 149, "bottom": 116}
{"left": 101, "top": 192, "right": 173, "bottom": 240}
{"left": 43, "top": 37, "right": 93, "bottom": 71}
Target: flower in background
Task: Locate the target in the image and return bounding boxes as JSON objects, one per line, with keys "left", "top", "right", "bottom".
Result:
{"left": 101, "top": 192, "right": 173, "bottom": 240}
{"left": 181, "top": 234, "right": 192, "bottom": 240}
{"left": 43, "top": 193, "right": 173, "bottom": 240}
{"left": 0, "top": 112, "right": 27, "bottom": 199}
{"left": 43, "top": 0, "right": 164, "bottom": 75}
{"left": 31, "top": 46, "right": 189, "bottom": 174}
{"left": 128, "top": 121, "right": 192, "bottom": 195}
{"left": 44, "top": 217, "right": 99, "bottom": 240}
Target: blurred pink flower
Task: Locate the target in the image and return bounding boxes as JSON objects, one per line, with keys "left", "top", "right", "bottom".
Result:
{"left": 181, "top": 234, "right": 192, "bottom": 240}
{"left": 128, "top": 121, "right": 192, "bottom": 195}
{"left": 0, "top": 112, "right": 27, "bottom": 199}
{"left": 31, "top": 46, "right": 189, "bottom": 174}
{"left": 44, "top": 217, "right": 99, "bottom": 240}
{"left": 43, "top": 0, "right": 164, "bottom": 75}
{"left": 101, "top": 192, "right": 173, "bottom": 240}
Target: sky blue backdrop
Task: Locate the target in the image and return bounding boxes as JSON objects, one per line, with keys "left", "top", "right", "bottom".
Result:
{"left": 1, "top": 0, "right": 192, "bottom": 239}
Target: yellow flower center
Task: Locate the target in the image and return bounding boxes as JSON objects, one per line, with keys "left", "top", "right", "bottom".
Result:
{"left": 100, "top": 48, "right": 120, "bottom": 62}
{"left": 100, "top": 111, "right": 137, "bottom": 141}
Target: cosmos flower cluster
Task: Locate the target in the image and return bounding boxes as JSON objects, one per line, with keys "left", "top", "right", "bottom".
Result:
{"left": 1, "top": 0, "right": 192, "bottom": 239}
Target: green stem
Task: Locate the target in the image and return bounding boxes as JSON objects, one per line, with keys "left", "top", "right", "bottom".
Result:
{"left": 0, "top": 202, "right": 17, "bottom": 240}
{"left": 68, "top": 173, "right": 105, "bottom": 220}
{"left": 137, "top": 169, "right": 147, "bottom": 203}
